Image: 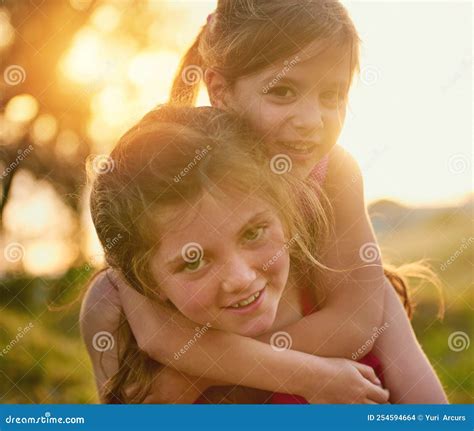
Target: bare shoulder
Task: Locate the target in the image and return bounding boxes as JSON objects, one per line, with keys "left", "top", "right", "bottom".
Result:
{"left": 327, "top": 145, "right": 363, "bottom": 186}
{"left": 80, "top": 269, "right": 122, "bottom": 342}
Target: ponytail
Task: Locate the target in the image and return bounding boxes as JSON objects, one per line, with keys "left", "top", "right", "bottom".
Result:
{"left": 169, "top": 27, "right": 206, "bottom": 106}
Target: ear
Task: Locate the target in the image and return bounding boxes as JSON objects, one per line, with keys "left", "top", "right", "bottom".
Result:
{"left": 204, "top": 68, "right": 231, "bottom": 109}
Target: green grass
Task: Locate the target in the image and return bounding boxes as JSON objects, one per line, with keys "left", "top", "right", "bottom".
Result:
{"left": 0, "top": 206, "right": 472, "bottom": 403}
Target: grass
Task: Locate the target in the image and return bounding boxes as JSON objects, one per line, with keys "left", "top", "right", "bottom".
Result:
{"left": 0, "top": 203, "right": 472, "bottom": 403}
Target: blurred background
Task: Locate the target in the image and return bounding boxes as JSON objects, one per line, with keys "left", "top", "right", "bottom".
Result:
{"left": 0, "top": 0, "right": 472, "bottom": 403}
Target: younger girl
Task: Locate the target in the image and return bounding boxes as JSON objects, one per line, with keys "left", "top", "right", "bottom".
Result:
{"left": 82, "top": 105, "right": 446, "bottom": 404}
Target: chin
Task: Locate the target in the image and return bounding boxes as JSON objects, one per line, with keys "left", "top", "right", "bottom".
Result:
{"left": 238, "top": 310, "right": 278, "bottom": 337}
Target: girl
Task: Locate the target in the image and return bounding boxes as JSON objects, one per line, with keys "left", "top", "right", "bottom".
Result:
{"left": 81, "top": 0, "right": 446, "bottom": 403}
{"left": 82, "top": 105, "right": 446, "bottom": 404}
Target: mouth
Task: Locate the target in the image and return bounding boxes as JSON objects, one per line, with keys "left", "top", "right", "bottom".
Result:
{"left": 274, "top": 140, "right": 321, "bottom": 156}
{"left": 225, "top": 285, "right": 267, "bottom": 314}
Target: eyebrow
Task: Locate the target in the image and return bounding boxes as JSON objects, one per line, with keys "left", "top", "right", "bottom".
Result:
{"left": 260, "top": 73, "right": 350, "bottom": 91}
{"left": 165, "top": 210, "right": 273, "bottom": 269}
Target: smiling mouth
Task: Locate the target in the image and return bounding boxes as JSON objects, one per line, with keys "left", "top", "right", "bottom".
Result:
{"left": 275, "top": 140, "right": 320, "bottom": 155}
{"left": 226, "top": 285, "right": 266, "bottom": 309}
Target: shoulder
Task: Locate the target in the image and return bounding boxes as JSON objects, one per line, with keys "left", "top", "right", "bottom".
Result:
{"left": 80, "top": 269, "right": 122, "bottom": 343}
{"left": 324, "top": 146, "right": 365, "bottom": 207}
{"left": 327, "top": 145, "right": 363, "bottom": 185}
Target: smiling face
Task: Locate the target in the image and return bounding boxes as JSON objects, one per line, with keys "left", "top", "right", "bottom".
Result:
{"left": 211, "top": 43, "right": 353, "bottom": 178}
{"left": 151, "top": 188, "right": 291, "bottom": 337}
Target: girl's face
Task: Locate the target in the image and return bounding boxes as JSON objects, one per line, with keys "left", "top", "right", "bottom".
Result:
{"left": 209, "top": 43, "right": 352, "bottom": 178}
{"left": 151, "top": 189, "right": 290, "bottom": 337}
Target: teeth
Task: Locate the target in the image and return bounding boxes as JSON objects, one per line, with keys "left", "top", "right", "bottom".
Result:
{"left": 231, "top": 291, "right": 261, "bottom": 308}
{"left": 282, "top": 142, "right": 312, "bottom": 151}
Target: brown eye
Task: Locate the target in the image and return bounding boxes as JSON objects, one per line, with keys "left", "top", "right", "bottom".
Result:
{"left": 267, "top": 86, "right": 295, "bottom": 98}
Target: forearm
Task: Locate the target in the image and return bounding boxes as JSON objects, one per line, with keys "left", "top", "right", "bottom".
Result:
{"left": 373, "top": 284, "right": 448, "bottom": 403}
{"left": 140, "top": 305, "right": 320, "bottom": 396}
{"left": 115, "top": 274, "right": 321, "bottom": 396}
{"left": 257, "top": 273, "right": 388, "bottom": 359}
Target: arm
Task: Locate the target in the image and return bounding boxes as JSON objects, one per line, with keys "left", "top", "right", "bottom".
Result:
{"left": 257, "top": 146, "right": 387, "bottom": 358}
{"left": 373, "top": 283, "right": 448, "bottom": 403}
{"left": 80, "top": 271, "right": 206, "bottom": 403}
{"left": 109, "top": 270, "right": 389, "bottom": 403}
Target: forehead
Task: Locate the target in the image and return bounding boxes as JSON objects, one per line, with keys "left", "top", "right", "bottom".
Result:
{"left": 259, "top": 41, "right": 353, "bottom": 85}
{"left": 155, "top": 189, "right": 276, "bottom": 250}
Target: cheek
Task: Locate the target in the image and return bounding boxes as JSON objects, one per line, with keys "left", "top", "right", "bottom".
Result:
{"left": 163, "top": 279, "right": 216, "bottom": 321}
{"left": 325, "top": 106, "right": 346, "bottom": 137}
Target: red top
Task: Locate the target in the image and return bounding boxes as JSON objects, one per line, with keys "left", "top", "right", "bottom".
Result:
{"left": 194, "top": 284, "right": 384, "bottom": 404}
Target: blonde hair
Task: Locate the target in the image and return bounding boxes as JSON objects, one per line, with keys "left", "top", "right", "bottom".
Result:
{"left": 88, "top": 105, "right": 441, "bottom": 403}
{"left": 89, "top": 105, "right": 331, "bottom": 402}
{"left": 170, "top": 0, "right": 360, "bottom": 106}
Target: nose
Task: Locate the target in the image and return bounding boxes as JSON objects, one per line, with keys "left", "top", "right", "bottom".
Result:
{"left": 220, "top": 252, "right": 258, "bottom": 294}
{"left": 291, "top": 97, "right": 324, "bottom": 137}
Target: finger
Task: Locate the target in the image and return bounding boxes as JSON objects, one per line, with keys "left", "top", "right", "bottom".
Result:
{"left": 356, "top": 363, "right": 381, "bottom": 386}
{"left": 106, "top": 268, "right": 129, "bottom": 291}
{"left": 366, "top": 383, "right": 390, "bottom": 404}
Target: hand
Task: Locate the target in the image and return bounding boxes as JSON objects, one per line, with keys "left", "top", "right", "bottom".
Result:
{"left": 303, "top": 357, "right": 390, "bottom": 404}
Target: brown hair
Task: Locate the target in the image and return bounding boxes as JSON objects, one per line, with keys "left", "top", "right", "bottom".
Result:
{"left": 89, "top": 105, "right": 331, "bottom": 402}
{"left": 170, "top": 0, "right": 360, "bottom": 106}
{"left": 88, "top": 105, "right": 442, "bottom": 403}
